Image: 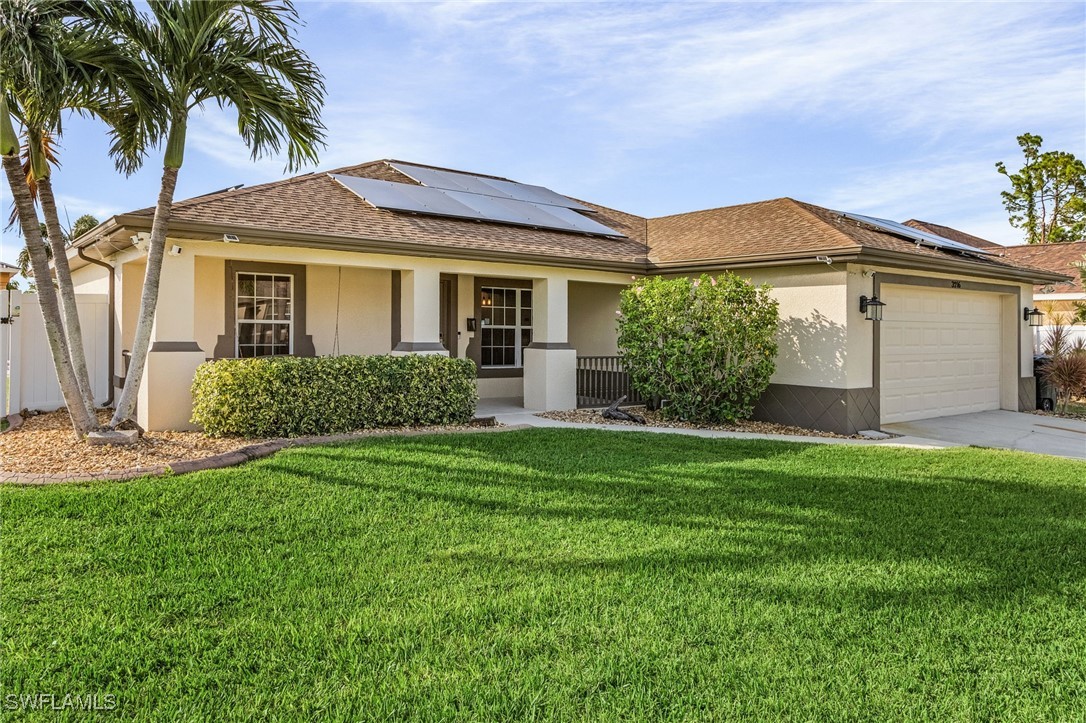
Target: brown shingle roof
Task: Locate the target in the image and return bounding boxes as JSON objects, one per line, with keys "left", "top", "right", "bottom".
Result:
{"left": 131, "top": 160, "right": 650, "bottom": 267}
{"left": 1000, "top": 241, "right": 1085, "bottom": 293}
{"left": 646, "top": 197, "right": 1036, "bottom": 276}
{"left": 902, "top": 219, "right": 1006, "bottom": 249}
{"left": 110, "top": 160, "right": 1059, "bottom": 283}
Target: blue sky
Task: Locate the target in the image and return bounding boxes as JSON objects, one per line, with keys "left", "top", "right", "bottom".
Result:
{"left": 2, "top": 1, "right": 1084, "bottom": 268}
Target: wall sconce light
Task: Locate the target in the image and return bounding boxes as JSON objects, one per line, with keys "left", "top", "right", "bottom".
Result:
{"left": 1024, "top": 307, "right": 1044, "bottom": 327}
{"left": 859, "top": 294, "right": 885, "bottom": 322}
{"left": 466, "top": 317, "right": 477, "bottom": 332}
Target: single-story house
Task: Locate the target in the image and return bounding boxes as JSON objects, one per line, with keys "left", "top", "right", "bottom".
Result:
{"left": 66, "top": 160, "right": 1067, "bottom": 433}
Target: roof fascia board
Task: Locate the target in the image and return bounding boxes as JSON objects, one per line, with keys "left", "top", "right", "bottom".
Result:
{"left": 853, "top": 248, "right": 1070, "bottom": 284}
{"left": 102, "top": 217, "right": 649, "bottom": 274}
{"left": 646, "top": 247, "right": 862, "bottom": 273}
{"left": 86, "top": 215, "right": 1068, "bottom": 285}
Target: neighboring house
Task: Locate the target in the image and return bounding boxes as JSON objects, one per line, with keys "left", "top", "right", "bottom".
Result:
{"left": 65, "top": 160, "right": 1065, "bottom": 433}
{"left": 0, "top": 261, "right": 17, "bottom": 288}
{"left": 1000, "top": 241, "right": 1086, "bottom": 322}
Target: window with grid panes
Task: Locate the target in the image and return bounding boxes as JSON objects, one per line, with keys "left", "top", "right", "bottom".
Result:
{"left": 480, "top": 287, "right": 532, "bottom": 367}
{"left": 236, "top": 273, "right": 293, "bottom": 357}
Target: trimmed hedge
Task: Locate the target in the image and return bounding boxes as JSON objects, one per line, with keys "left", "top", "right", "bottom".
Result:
{"left": 191, "top": 355, "right": 478, "bottom": 438}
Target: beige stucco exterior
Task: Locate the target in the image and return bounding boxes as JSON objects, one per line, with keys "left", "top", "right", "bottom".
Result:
{"left": 67, "top": 231, "right": 1041, "bottom": 433}
{"left": 71, "top": 235, "right": 632, "bottom": 429}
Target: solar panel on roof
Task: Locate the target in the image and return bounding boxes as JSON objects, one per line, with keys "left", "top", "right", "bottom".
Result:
{"left": 331, "top": 175, "right": 486, "bottom": 218}
{"left": 331, "top": 173, "right": 625, "bottom": 238}
{"left": 841, "top": 212, "right": 996, "bottom": 256}
{"left": 390, "top": 162, "right": 595, "bottom": 212}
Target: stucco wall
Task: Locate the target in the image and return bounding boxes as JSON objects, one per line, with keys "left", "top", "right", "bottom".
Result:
{"left": 568, "top": 282, "right": 622, "bottom": 356}
{"left": 70, "top": 262, "right": 110, "bottom": 295}
{"left": 740, "top": 266, "right": 850, "bottom": 388}
{"left": 194, "top": 256, "right": 224, "bottom": 357}
{"left": 120, "top": 259, "right": 145, "bottom": 353}
{"left": 307, "top": 265, "right": 392, "bottom": 355}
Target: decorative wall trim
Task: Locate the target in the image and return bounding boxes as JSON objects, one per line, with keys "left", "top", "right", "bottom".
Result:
{"left": 149, "top": 341, "right": 203, "bottom": 353}
{"left": 1019, "top": 376, "right": 1038, "bottom": 412}
{"left": 392, "top": 341, "right": 447, "bottom": 352}
{"left": 752, "top": 384, "right": 880, "bottom": 435}
{"left": 440, "top": 273, "right": 458, "bottom": 358}
{"left": 526, "top": 342, "right": 574, "bottom": 350}
{"left": 214, "top": 260, "right": 315, "bottom": 359}
{"left": 391, "top": 269, "right": 401, "bottom": 350}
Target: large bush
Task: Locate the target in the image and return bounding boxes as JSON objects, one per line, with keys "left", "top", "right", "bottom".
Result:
{"left": 191, "top": 354, "right": 478, "bottom": 438}
{"left": 617, "top": 273, "right": 779, "bottom": 423}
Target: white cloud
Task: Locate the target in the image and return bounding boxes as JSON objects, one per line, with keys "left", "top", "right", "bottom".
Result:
{"left": 52, "top": 195, "right": 124, "bottom": 223}
{"left": 816, "top": 154, "right": 1023, "bottom": 244}
{"left": 367, "top": 2, "right": 1085, "bottom": 150}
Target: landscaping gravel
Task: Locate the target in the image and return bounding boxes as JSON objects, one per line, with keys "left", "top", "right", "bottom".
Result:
{"left": 536, "top": 407, "right": 860, "bottom": 438}
{"left": 0, "top": 409, "right": 498, "bottom": 476}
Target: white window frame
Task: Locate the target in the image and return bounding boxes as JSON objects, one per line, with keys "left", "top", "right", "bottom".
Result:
{"left": 235, "top": 272, "right": 294, "bottom": 358}
{"left": 480, "top": 286, "right": 532, "bottom": 368}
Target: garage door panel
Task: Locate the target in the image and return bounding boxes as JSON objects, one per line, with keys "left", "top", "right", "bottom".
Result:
{"left": 880, "top": 286, "right": 1003, "bottom": 424}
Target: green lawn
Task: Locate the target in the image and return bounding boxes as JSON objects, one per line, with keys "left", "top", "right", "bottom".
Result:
{"left": 2, "top": 429, "right": 1085, "bottom": 721}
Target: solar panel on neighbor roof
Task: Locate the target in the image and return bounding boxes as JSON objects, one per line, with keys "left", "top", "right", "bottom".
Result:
{"left": 841, "top": 212, "right": 997, "bottom": 256}
{"left": 390, "top": 162, "right": 595, "bottom": 212}
{"left": 331, "top": 173, "right": 626, "bottom": 238}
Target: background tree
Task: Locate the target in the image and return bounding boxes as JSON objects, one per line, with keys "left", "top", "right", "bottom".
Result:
{"left": 104, "top": 0, "right": 325, "bottom": 430}
{"left": 996, "top": 133, "right": 1086, "bottom": 244}
{"left": 13, "top": 216, "right": 97, "bottom": 278}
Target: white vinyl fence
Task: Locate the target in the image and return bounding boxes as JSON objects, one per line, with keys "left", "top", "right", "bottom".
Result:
{"left": 1, "top": 289, "right": 110, "bottom": 415}
{"left": 1033, "top": 324, "right": 1086, "bottom": 355}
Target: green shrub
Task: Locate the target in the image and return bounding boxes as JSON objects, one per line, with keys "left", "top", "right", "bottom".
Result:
{"left": 617, "top": 273, "right": 779, "bottom": 423}
{"left": 191, "top": 355, "right": 478, "bottom": 438}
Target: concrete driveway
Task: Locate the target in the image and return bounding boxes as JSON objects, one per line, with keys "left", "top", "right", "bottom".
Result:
{"left": 882, "top": 410, "right": 1086, "bottom": 460}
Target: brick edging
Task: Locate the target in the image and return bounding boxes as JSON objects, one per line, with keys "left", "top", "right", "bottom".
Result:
{"left": 0, "top": 424, "right": 532, "bottom": 486}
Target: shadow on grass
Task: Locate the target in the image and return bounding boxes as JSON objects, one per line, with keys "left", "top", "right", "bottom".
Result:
{"left": 258, "top": 428, "right": 1086, "bottom": 606}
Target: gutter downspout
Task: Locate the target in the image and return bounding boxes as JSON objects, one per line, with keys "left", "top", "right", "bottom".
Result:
{"left": 76, "top": 246, "right": 115, "bottom": 407}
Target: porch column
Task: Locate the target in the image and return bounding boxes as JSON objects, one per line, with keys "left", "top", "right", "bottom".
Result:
{"left": 393, "top": 267, "right": 447, "bottom": 355}
{"left": 523, "top": 276, "right": 576, "bottom": 410}
{"left": 138, "top": 248, "right": 205, "bottom": 431}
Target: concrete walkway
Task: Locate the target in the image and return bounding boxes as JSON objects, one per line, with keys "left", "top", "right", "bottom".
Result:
{"left": 883, "top": 410, "right": 1086, "bottom": 461}
{"left": 477, "top": 399, "right": 1086, "bottom": 460}
{"left": 477, "top": 398, "right": 955, "bottom": 452}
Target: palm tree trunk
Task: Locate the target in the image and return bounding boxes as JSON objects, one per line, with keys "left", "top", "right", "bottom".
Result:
{"left": 37, "top": 174, "right": 97, "bottom": 408}
{"left": 1, "top": 155, "right": 98, "bottom": 435}
{"left": 110, "top": 165, "right": 180, "bottom": 427}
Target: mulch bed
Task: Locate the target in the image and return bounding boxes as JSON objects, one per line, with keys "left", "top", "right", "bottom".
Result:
{"left": 1029, "top": 409, "right": 1086, "bottom": 422}
{"left": 536, "top": 407, "right": 860, "bottom": 439}
{"left": 0, "top": 409, "right": 505, "bottom": 483}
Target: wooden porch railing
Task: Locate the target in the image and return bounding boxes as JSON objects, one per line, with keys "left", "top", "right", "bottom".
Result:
{"left": 576, "top": 356, "right": 644, "bottom": 408}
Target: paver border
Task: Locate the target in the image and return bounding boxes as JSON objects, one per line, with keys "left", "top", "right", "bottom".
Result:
{"left": 0, "top": 422, "right": 531, "bottom": 486}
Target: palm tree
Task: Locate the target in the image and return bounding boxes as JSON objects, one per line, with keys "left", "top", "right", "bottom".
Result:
{"left": 106, "top": 0, "right": 325, "bottom": 429}
{"left": 2, "top": 0, "right": 158, "bottom": 436}
{"left": 0, "top": 1, "right": 130, "bottom": 434}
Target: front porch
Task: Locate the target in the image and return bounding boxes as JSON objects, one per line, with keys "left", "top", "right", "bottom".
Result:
{"left": 103, "top": 240, "right": 629, "bottom": 430}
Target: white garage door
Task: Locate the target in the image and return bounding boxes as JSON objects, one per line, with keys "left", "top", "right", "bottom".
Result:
{"left": 880, "top": 286, "right": 1002, "bottom": 424}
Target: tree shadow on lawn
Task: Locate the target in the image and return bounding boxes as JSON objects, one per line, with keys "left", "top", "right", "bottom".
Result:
{"left": 260, "top": 429, "right": 1086, "bottom": 607}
